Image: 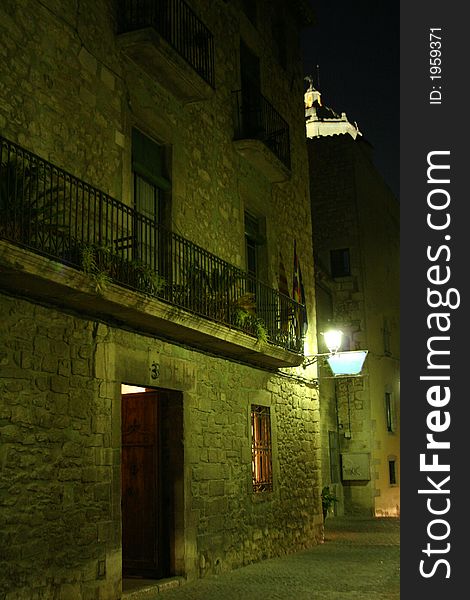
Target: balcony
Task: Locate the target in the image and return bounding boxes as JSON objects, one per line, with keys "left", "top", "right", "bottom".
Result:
{"left": 232, "top": 89, "right": 291, "bottom": 182}
{"left": 0, "top": 137, "right": 305, "bottom": 368}
{"left": 117, "top": 0, "right": 215, "bottom": 102}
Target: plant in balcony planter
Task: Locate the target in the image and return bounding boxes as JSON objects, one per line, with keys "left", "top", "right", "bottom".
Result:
{"left": 254, "top": 318, "right": 268, "bottom": 345}
{"left": 132, "top": 261, "right": 166, "bottom": 298}
{"left": 184, "top": 261, "right": 239, "bottom": 319}
{"left": 81, "top": 243, "right": 113, "bottom": 294}
{"left": 231, "top": 293, "right": 268, "bottom": 344}
{"left": 0, "top": 152, "right": 66, "bottom": 250}
{"left": 321, "top": 486, "right": 338, "bottom": 521}
{"left": 232, "top": 292, "right": 255, "bottom": 325}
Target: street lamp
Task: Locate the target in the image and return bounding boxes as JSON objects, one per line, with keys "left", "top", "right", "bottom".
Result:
{"left": 322, "top": 329, "right": 343, "bottom": 354}
{"left": 303, "top": 329, "right": 368, "bottom": 377}
{"left": 303, "top": 328, "right": 343, "bottom": 368}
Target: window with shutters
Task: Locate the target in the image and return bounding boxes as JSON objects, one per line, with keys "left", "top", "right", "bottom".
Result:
{"left": 240, "top": 40, "right": 261, "bottom": 138}
{"left": 244, "top": 211, "right": 267, "bottom": 283}
{"left": 330, "top": 248, "right": 351, "bottom": 278}
{"left": 131, "top": 128, "right": 171, "bottom": 270}
{"left": 383, "top": 317, "right": 392, "bottom": 356}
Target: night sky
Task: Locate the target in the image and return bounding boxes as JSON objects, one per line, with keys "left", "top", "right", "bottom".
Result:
{"left": 301, "top": 1, "right": 400, "bottom": 199}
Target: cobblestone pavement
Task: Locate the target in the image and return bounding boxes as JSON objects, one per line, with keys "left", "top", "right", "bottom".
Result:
{"left": 130, "top": 517, "right": 400, "bottom": 600}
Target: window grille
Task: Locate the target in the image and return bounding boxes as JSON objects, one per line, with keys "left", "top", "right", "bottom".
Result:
{"left": 389, "top": 459, "right": 397, "bottom": 485}
{"left": 385, "top": 392, "right": 394, "bottom": 432}
{"left": 383, "top": 318, "right": 391, "bottom": 355}
{"left": 251, "top": 405, "right": 273, "bottom": 492}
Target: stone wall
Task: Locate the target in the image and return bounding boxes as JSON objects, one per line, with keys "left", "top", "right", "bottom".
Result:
{"left": 308, "top": 135, "right": 400, "bottom": 517}
{"left": 0, "top": 0, "right": 313, "bottom": 289}
{"left": 0, "top": 0, "right": 321, "bottom": 595}
{"left": 0, "top": 292, "right": 322, "bottom": 597}
{"left": 0, "top": 0, "right": 316, "bottom": 345}
{"left": 0, "top": 294, "right": 121, "bottom": 599}
{"left": 353, "top": 146, "right": 400, "bottom": 517}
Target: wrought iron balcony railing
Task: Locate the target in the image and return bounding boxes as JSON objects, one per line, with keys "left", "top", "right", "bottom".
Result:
{"left": 0, "top": 136, "right": 304, "bottom": 354}
{"left": 118, "top": 0, "right": 215, "bottom": 88}
{"left": 232, "top": 89, "right": 291, "bottom": 170}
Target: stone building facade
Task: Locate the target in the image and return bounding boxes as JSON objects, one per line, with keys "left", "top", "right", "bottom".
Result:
{"left": 305, "top": 88, "right": 400, "bottom": 517}
{"left": 0, "top": 1, "right": 320, "bottom": 598}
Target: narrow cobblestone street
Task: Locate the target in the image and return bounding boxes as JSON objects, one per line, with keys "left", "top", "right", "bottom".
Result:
{"left": 123, "top": 517, "right": 400, "bottom": 600}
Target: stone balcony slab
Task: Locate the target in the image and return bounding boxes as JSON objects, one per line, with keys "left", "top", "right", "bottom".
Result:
{"left": 0, "top": 241, "right": 304, "bottom": 369}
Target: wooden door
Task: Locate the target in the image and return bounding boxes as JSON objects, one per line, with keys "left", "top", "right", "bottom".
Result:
{"left": 121, "top": 391, "right": 161, "bottom": 578}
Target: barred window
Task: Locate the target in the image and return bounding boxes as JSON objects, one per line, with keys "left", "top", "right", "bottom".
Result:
{"left": 383, "top": 317, "right": 391, "bottom": 355}
{"left": 385, "top": 392, "right": 394, "bottom": 432}
{"left": 251, "top": 405, "right": 273, "bottom": 492}
{"left": 389, "top": 459, "right": 397, "bottom": 485}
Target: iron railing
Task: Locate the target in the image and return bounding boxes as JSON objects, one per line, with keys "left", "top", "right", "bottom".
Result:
{"left": 0, "top": 136, "right": 304, "bottom": 353}
{"left": 118, "top": 0, "right": 215, "bottom": 88}
{"left": 232, "top": 89, "right": 291, "bottom": 170}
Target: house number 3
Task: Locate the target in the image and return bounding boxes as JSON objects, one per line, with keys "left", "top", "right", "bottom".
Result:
{"left": 151, "top": 362, "right": 160, "bottom": 380}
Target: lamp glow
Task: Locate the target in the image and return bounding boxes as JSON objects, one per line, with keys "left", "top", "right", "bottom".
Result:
{"left": 322, "top": 329, "right": 343, "bottom": 354}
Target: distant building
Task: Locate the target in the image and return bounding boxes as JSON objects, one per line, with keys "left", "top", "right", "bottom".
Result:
{"left": 0, "top": 2, "right": 321, "bottom": 598}
{"left": 305, "top": 85, "right": 400, "bottom": 517}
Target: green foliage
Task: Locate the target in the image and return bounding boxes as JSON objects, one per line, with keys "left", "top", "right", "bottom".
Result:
{"left": 183, "top": 263, "right": 271, "bottom": 345}
{"left": 133, "top": 261, "right": 166, "bottom": 297}
{"left": 254, "top": 318, "right": 268, "bottom": 345}
{"left": 0, "top": 154, "right": 65, "bottom": 244}
{"left": 321, "top": 486, "right": 338, "bottom": 519}
{"left": 232, "top": 294, "right": 268, "bottom": 344}
{"left": 185, "top": 262, "right": 240, "bottom": 315}
{"left": 232, "top": 292, "right": 255, "bottom": 327}
{"left": 80, "top": 243, "right": 112, "bottom": 294}
{"left": 81, "top": 243, "right": 166, "bottom": 298}
{"left": 80, "top": 244, "right": 98, "bottom": 274}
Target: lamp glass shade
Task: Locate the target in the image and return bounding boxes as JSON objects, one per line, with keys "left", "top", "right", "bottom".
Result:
{"left": 326, "top": 351, "right": 368, "bottom": 376}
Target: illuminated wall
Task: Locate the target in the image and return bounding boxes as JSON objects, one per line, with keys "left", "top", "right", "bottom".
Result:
{"left": 308, "top": 134, "right": 400, "bottom": 517}
{"left": 0, "top": 0, "right": 321, "bottom": 597}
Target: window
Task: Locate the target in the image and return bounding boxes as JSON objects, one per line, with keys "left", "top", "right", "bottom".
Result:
{"left": 241, "top": 0, "right": 257, "bottom": 26}
{"left": 244, "top": 211, "right": 266, "bottom": 282}
{"left": 389, "top": 460, "right": 397, "bottom": 485}
{"left": 245, "top": 212, "right": 259, "bottom": 279}
{"left": 251, "top": 405, "right": 273, "bottom": 492}
{"left": 330, "top": 248, "right": 351, "bottom": 278}
{"left": 131, "top": 128, "right": 170, "bottom": 269}
{"left": 385, "top": 392, "right": 394, "bottom": 432}
{"left": 272, "top": 17, "right": 287, "bottom": 70}
{"left": 383, "top": 318, "right": 391, "bottom": 355}
{"left": 240, "top": 40, "right": 261, "bottom": 138}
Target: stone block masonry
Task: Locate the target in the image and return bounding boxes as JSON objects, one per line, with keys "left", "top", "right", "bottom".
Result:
{"left": 0, "top": 293, "right": 323, "bottom": 598}
{"left": 0, "top": 295, "right": 121, "bottom": 599}
{"left": 0, "top": 0, "right": 320, "bottom": 595}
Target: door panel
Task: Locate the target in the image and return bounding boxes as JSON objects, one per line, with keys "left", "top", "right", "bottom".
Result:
{"left": 122, "top": 391, "right": 160, "bottom": 577}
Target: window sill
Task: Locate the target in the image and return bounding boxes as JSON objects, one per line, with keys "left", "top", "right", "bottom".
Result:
{"left": 251, "top": 490, "right": 274, "bottom": 503}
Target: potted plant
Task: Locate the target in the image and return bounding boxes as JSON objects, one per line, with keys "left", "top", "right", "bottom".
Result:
{"left": 0, "top": 150, "right": 68, "bottom": 254}
{"left": 321, "top": 486, "right": 338, "bottom": 521}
